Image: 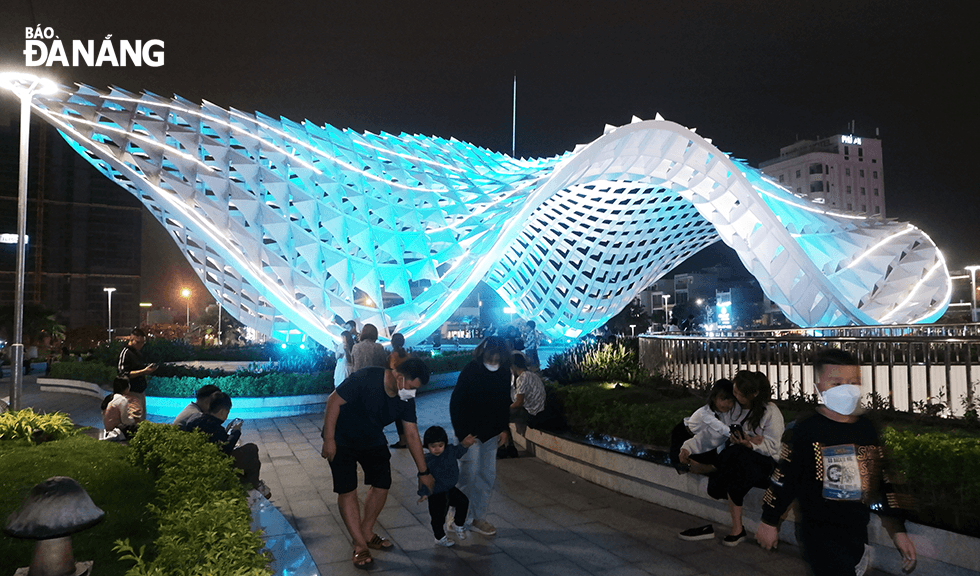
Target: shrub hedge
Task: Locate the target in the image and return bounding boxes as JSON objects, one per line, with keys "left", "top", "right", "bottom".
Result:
{"left": 0, "top": 408, "right": 77, "bottom": 443}
{"left": 146, "top": 373, "right": 332, "bottom": 398}
{"left": 116, "top": 422, "right": 271, "bottom": 576}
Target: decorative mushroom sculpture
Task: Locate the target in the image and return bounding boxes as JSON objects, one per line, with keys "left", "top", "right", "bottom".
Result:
{"left": 4, "top": 476, "right": 105, "bottom": 576}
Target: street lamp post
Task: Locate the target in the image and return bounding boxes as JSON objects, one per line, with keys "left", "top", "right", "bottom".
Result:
{"left": 181, "top": 288, "right": 191, "bottom": 327}
{"left": 0, "top": 72, "right": 58, "bottom": 411}
{"left": 103, "top": 287, "right": 116, "bottom": 342}
{"left": 661, "top": 294, "right": 671, "bottom": 325}
{"left": 966, "top": 266, "right": 980, "bottom": 323}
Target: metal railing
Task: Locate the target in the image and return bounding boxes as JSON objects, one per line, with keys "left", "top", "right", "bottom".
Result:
{"left": 639, "top": 331, "right": 980, "bottom": 417}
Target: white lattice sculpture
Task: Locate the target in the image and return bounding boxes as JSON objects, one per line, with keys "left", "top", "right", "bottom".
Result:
{"left": 21, "top": 84, "right": 950, "bottom": 345}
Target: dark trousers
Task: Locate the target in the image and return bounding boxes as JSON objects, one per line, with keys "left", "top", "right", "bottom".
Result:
{"left": 707, "top": 444, "right": 774, "bottom": 506}
{"left": 801, "top": 521, "right": 869, "bottom": 576}
{"left": 232, "top": 443, "right": 262, "bottom": 488}
{"left": 668, "top": 422, "right": 720, "bottom": 466}
{"left": 427, "top": 487, "right": 469, "bottom": 539}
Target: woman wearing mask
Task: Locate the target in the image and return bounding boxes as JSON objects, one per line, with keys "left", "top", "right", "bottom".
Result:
{"left": 449, "top": 336, "right": 512, "bottom": 536}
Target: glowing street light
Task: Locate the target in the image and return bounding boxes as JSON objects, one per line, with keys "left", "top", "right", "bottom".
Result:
{"left": 0, "top": 71, "right": 58, "bottom": 411}
{"left": 103, "top": 287, "right": 116, "bottom": 342}
{"left": 966, "top": 266, "right": 980, "bottom": 323}
{"left": 181, "top": 288, "right": 191, "bottom": 327}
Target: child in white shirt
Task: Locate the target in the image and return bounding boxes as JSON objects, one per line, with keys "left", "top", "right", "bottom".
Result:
{"left": 670, "top": 378, "right": 735, "bottom": 474}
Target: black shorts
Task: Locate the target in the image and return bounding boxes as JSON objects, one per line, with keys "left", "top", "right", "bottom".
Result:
{"left": 328, "top": 444, "right": 392, "bottom": 494}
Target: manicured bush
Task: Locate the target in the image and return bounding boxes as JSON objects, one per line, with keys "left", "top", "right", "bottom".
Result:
{"left": 146, "top": 372, "right": 333, "bottom": 398}
{"left": 416, "top": 350, "right": 475, "bottom": 374}
{"left": 882, "top": 428, "right": 980, "bottom": 536}
{"left": 117, "top": 422, "right": 271, "bottom": 575}
{"left": 0, "top": 408, "right": 77, "bottom": 442}
{"left": 49, "top": 360, "right": 117, "bottom": 386}
{"left": 0, "top": 435, "right": 156, "bottom": 576}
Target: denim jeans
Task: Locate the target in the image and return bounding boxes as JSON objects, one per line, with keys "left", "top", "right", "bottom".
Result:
{"left": 456, "top": 436, "right": 498, "bottom": 522}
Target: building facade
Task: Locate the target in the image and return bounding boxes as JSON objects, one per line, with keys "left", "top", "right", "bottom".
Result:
{"left": 759, "top": 134, "right": 885, "bottom": 217}
{"left": 0, "top": 119, "right": 143, "bottom": 336}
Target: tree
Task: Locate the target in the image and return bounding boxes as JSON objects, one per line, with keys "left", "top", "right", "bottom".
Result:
{"left": 0, "top": 303, "right": 66, "bottom": 351}
{"left": 198, "top": 304, "right": 246, "bottom": 345}
{"left": 605, "top": 300, "right": 652, "bottom": 336}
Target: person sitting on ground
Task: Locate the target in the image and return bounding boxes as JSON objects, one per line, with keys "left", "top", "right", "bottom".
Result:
{"left": 102, "top": 377, "right": 138, "bottom": 440}
{"left": 172, "top": 384, "right": 222, "bottom": 427}
{"left": 417, "top": 425, "right": 477, "bottom": 547}
{"left": 181, "top": 392, "right": 271, "bottom": 498}
{"left": 679, "top": 371, "right": 784, "bottom": 546}
{"left": 671, "top": 378, "right": 735, "bottom": 474}
{"left": 351, "top": 323, "right": 389, "bottom": 372}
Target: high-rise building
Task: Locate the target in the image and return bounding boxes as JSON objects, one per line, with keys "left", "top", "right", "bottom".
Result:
{"left": 0, "top": 119, "right": 143, "bottom": 336}
{"left": 759, "top": 134, "right": 885, "bottom": 217}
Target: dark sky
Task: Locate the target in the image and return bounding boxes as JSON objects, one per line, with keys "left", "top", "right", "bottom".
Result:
{"left": 1, "top": 0, "right": 977, "bottom": 312}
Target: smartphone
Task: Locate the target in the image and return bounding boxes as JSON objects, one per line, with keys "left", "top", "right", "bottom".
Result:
{"left": 227, "top": 418, "right": 244, "bottom": 430}
{"left": 730, "top": 423, "right": 744, "bottom": 439}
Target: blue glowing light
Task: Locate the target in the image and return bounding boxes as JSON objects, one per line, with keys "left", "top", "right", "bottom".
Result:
{"left": 26, "top": 86, "right": 951, "bottom": 347}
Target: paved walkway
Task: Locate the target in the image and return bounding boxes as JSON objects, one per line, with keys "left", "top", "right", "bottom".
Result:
{"left": 4, "top": 371, "right": 861, "bottom": 576}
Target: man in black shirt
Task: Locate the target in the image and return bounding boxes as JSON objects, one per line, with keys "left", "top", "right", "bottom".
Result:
{"left": 321, "top": 358, "right": 434, "bottom": 569}
{"left": 117, "top": 328, "right": 158, "bottom": 418}
{"left": 182, "top": 392, "right": 270, "bottom": 498}
{"left": 756, "top": 349, "right": 916, "bottom": 575}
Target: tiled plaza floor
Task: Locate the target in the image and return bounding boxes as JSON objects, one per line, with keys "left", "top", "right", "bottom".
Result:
{"left": 3, "top": 371, "right": 888, "bottom": 575}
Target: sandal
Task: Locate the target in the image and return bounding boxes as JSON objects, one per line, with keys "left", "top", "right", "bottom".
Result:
{"left": 367, "top": 533, "right": 394, "bottom": 550}
{"left": 352, "top": 549, "right": 373, "bottom": 569}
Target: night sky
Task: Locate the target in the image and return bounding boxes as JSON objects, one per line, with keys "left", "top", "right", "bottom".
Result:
{"left": 1, "top": 0, "right": 977, "bottom": 313}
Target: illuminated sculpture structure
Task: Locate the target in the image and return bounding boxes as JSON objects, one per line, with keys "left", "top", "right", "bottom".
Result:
{"left": 21, "top": 84, "right": 950, "bottom": 345}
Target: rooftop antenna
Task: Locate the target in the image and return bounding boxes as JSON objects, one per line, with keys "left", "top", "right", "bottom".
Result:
{"left": 511, "top": 74, "right": 517, "bottom": 158}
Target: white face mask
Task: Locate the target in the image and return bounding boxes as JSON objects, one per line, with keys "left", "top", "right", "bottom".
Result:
{"left": 821, "top": 385, "right": 862, "bottom": 415}
{"left": 484, "top": 362, "right": 500, "bottom": 372}
{"left": 398, "top": 387, "right": 416, "bottom": 402}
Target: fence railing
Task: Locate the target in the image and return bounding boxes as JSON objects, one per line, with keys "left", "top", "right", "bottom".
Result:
{"left": 639, "top": 333, "right": 980, "bottom": 417}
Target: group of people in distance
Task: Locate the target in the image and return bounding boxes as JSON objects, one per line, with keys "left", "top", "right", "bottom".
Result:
{"left": 672, "top": 348, "right": 917, "bottom": 575}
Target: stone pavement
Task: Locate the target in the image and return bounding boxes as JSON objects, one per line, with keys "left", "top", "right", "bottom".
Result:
{"left": 3, "top": 371, "right": 886, "bottom": 576}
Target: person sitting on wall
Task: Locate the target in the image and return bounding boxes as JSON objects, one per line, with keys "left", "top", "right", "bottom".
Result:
{"left": 172, "top": 384, "right": 222, "bottom": 428}
{"left": 181, "top": 392, "right": 271, "bottom": 498}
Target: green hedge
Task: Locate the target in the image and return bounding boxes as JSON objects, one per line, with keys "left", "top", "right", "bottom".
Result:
{"left": 49, "top": 361, "right": 117, "bottom": 387}
{"left": 116, "top": 422, "right": 271, "bottom": 576}
{"left": 882, "top": 428, "right": 980, "bottom": 535}
{"left": 147, "top": 373, "right": 332, "bottom": 398}
{"left": 556, "top": 383, "right": 696, "bottom": 447}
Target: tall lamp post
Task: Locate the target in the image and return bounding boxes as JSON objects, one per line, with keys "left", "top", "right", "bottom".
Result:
{"left": 661, "top": 294, "right": 671, "bottom": 325}
{"left": 966, "top": 266, "right": 980, "bottom": 324}
{"left": 103, "top": 287, "right": 116, "bottom": 342}
{"left": 0, "top": 72, "right": 58, "bottom": 411}
{"left": 181, "top": 288, "right": 191, "bottom": 327}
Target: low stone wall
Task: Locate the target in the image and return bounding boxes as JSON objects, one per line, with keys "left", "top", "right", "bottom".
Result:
{"left": 147, "top": 393, "right": 329, "bottom": 420}
{"left": 511, "top": 425, "right": 979, "bottom": 576}
{"left": 37, "top": 378, "right": 103, "bottom": 398}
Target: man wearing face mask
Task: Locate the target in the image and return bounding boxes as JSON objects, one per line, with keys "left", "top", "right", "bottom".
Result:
{"left": 450, "top": 336, "right": 512, "bottom": 536}
{"left": 756, "top": 349, "right": 917, "bottom": 575}
{"left": 321, "top": 357, "right": 434, "bottom": 569}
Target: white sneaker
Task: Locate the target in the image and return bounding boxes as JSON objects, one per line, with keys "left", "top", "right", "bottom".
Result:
{"left": 435, "top": 535, "right": 455, "bottom": 547}
{"left": 453, "top": 524, "right": 467, "bottom": 541}
{"left": 467, "top": 519, "right": 496, "bottom": 536}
